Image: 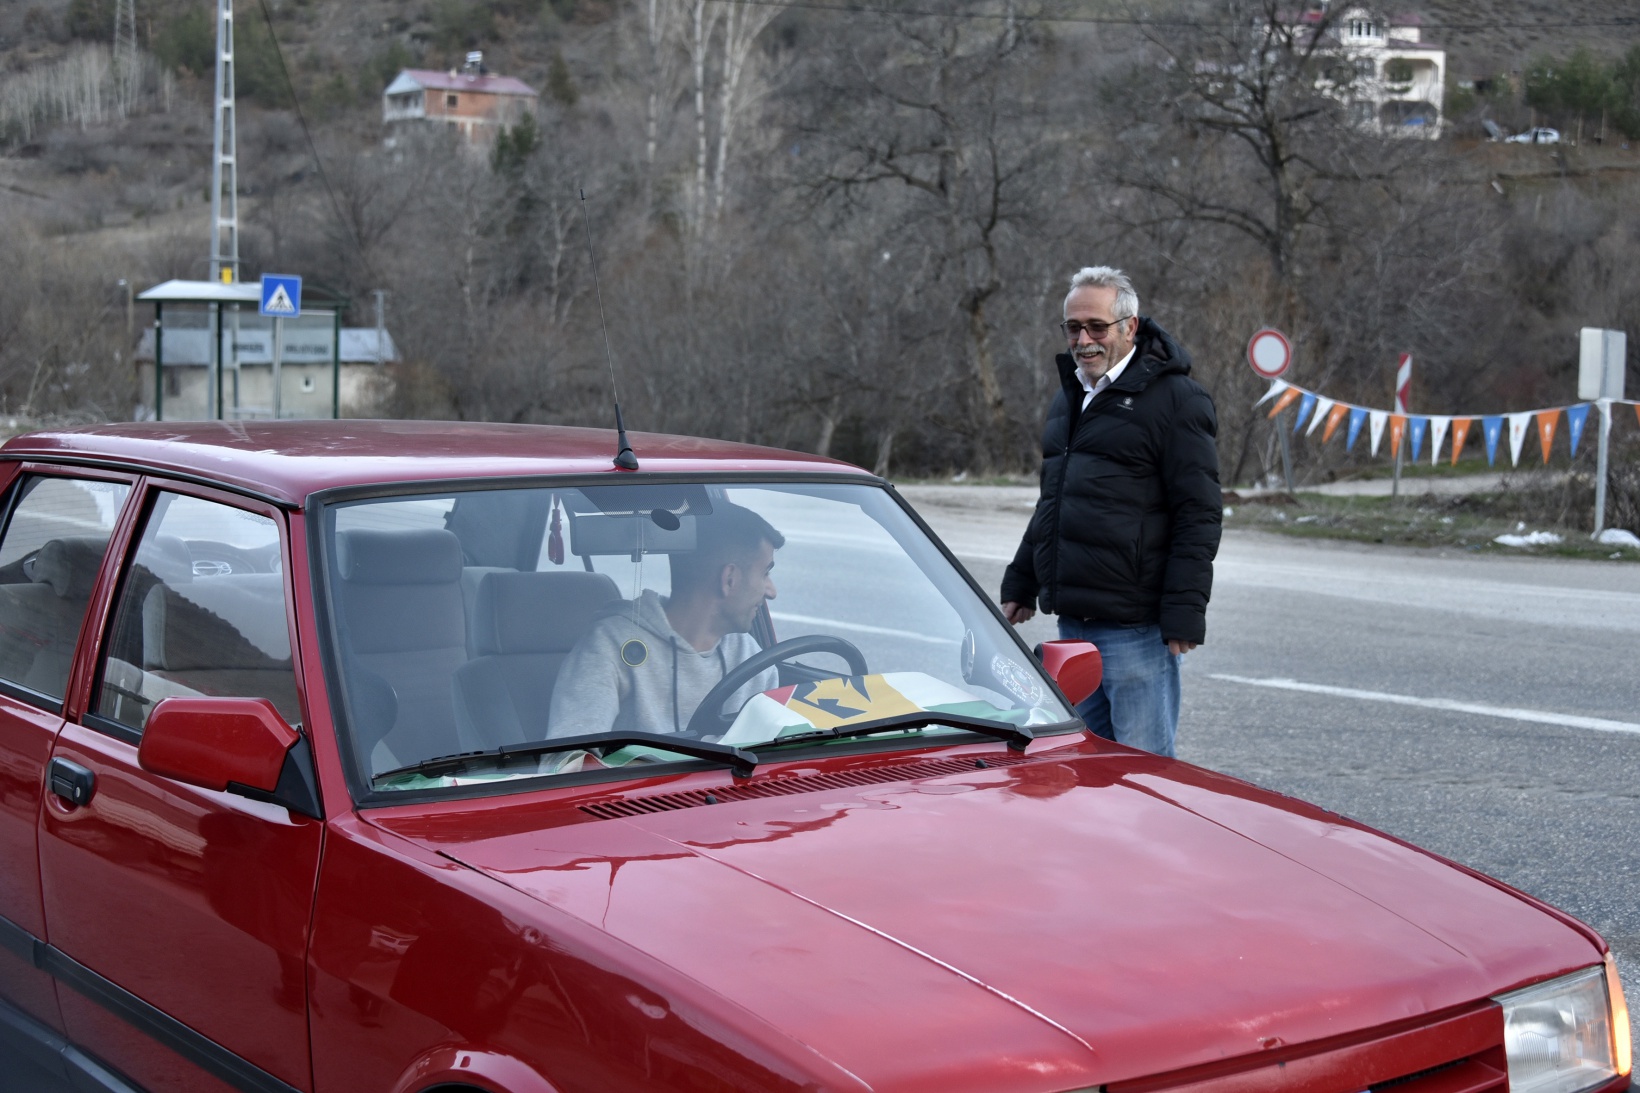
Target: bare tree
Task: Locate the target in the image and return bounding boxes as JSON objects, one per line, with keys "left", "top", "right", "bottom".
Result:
{"left": 1114, "top": 0, "right": 1412, "bottom": 298}
{"left": 791, "top": 7, "right": 1062, "bottom": 471}
{"left": 711, "top": 0, "right": 783, "bottom": 219}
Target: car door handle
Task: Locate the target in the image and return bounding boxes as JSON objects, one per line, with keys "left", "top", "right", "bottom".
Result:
{"left": 48, "top": 758, "right": 96, "bottom": 807}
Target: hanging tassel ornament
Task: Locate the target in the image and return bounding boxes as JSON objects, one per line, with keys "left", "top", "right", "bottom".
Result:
{"left": 547, "top": 497, "right": 565, "bottom": 566}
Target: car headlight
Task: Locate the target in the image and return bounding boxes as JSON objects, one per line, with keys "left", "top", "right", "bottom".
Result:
{"left": 1495, "top": 954, "right": 1631, "bottom": 1093}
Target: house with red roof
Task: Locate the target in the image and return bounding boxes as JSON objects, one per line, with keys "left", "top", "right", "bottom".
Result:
{"left": 382, "top": 53, "right": 539, "bottom": 146}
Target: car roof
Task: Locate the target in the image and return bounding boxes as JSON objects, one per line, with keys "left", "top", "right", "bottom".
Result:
{"left": 1, "top": 420, "right": 871, "bottom": 507}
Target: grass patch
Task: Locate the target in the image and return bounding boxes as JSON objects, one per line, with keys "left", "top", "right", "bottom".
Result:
{"left": 1224, "top": 489, "right": 1640, "bottom": 561}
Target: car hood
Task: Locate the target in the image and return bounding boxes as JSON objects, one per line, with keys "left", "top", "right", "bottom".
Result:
{"left": 378, "top": 746, "right": 1598, "bottom": 1092}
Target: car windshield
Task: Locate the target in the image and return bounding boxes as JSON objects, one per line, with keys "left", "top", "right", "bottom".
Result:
{"left": 317, "top": 480, "right": 1075, "bottom": 794}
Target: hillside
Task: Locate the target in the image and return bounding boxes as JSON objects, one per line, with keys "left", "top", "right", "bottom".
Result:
{"left": 1, "top": 0, "right": 1638, "bottom": 486}
{"left": 3, "top": 0, "right": 1636, "bottom": 255}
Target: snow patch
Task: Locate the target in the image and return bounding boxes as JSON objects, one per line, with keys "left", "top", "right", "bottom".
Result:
{"left": 1493, "top": 530, "right": 1563, "bottom": 547}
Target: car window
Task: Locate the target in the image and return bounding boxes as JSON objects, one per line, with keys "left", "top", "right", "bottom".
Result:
{"left": 321, "top": 481, "right": 1073, "bottom": 795}
{"left": 0, "top": 475, "right": 130, "bottom": 703}
{"left": 94, "top": 492, "right": 298, "bottom": 734}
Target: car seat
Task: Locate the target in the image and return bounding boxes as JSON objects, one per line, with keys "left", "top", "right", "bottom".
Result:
{"left": 334, "top": 528, "right": 469, "bottom": 775}
{"left": 452, "top": 570, "right": 620, "bottom": 751}
{"left": 0, "top": 536, "right": 108, "bottom": 700}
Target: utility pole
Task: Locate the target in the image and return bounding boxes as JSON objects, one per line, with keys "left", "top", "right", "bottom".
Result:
{"left": 208, "top": 0, "right": 239, "bottom": 422}
{"left": 209, "top": 0, "right": 239, "bottom": 286}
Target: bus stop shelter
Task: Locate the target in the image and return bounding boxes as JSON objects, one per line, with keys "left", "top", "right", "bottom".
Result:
{"left": 137, "top": 279, "right": 343, "bottom": 421}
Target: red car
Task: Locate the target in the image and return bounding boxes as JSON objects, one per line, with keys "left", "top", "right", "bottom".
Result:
{"left": 0, "top": 420, "right": 1629, "bottom": 1093}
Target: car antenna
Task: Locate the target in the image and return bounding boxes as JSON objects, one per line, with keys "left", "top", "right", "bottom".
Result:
{"left": 579, "top": 186, "right": 638, "bottom": 471}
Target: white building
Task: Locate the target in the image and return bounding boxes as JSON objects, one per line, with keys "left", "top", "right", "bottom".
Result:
{"left": 1303, "top": 7, "right": 1447, "bottom": 137}
{"left": 134, "top": 323, "right": 397, "bottom": 421}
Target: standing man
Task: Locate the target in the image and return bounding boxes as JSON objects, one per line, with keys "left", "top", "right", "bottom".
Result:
{"left": 1001, "top": 266, "right": 1220, "bottom": 757}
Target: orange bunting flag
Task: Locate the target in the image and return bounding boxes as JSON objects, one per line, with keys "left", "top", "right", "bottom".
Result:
{"left": 1266, "top": 387, "right": 1303, "bottom": 418}
{"left": 1322, "top": 402, "right": 1350, "bottom": 443}
{"left": 1449, "top": 418, "right": 1472, "bottom": 465}
{"left": 1389, "top": 415, "right": 1407, "bottom": 459}
{"left": 1535, "top": 410, "right": 1560, "bottom": 464}
{"left": 1634, "top": 403, "right": 1640, "bottom": 428}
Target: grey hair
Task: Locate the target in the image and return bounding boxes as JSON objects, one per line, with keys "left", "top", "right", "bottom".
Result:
{"left": 1065, "top": 266, "right": 1139, "bottom": 319}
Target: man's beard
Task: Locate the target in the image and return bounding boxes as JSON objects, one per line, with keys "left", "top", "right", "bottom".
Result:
{"left": 1074, "top": 344, "right": 1111, "bottom": 378}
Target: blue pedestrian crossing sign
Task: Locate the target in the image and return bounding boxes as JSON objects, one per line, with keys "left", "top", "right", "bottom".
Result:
{"left": 259, "top": 275, "right": 302, "bottom": 318}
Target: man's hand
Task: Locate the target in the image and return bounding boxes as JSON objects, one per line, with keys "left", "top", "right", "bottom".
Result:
{"left": 1167, "top": 639, "right": 1197, "bottom": 656}
{"left": 1001, "top": 601, "right": 1036, "bottom": 625}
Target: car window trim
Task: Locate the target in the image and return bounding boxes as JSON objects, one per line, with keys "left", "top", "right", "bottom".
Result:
{"left": 2, "top": 455, "right": 295, "bottom": 512}
{"left": 78, "top": 478, "right": 303, "bottom": 749}
{"left": 309, "top": 471, "right": 1076, "bottom": 808}
{"left": 0, "top": 468, "right": 141, "bottom": 716}
{"left": 304, "top": 468, "right": 885, "bottom": 509}
{"left": 0, "top": 679, "right": 64, "bottom": 718}
{"left": 310, "top": 471, "right": 888, "bottom": 806}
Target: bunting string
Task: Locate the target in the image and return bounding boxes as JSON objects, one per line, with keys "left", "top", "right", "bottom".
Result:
{"left": 1256, "top": 380, "right": 1640, "bottom": 468}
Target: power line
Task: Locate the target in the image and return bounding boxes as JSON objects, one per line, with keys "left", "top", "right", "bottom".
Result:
{"left": 253, "top": 0, "right": 378, "bottom": 286}
{"left": 718, "top": 0, "right": 1640, "bottom": 32}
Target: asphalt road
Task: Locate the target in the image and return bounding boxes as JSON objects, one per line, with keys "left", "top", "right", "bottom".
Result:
{"left": 900, "top": 483, "right": 1640, "bottom": 1061}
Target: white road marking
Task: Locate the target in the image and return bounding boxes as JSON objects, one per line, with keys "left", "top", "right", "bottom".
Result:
{"left": 951, "top": 550, "right": 1017, "bottom": 564}
{"left": 1210, "top": 674, "right": 1640, "bottom": 736}
{"left": 771, "top": 612, "right": 959, "bottom": 645}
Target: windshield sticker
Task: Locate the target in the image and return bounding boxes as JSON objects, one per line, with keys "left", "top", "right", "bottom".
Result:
{"left": 992, "top": 655, "right": 1045, "bottom": 706}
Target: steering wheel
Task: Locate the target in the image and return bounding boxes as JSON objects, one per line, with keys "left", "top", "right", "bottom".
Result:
{"left": 685, "top": 634, "right": 868, "bottom": 739}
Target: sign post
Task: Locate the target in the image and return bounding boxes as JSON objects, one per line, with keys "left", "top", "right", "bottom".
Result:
{"left": 259, "top": 275, "right": 301, "bottom": 420}
{"left": 1391, "top": 353, "right": 1411, "bottom": 499}
{"left": 1580, "top": 328, "right": 1628, "bottom": 535}
{"left": 1247, "top": 330, "right": 1295, "bottom": 493}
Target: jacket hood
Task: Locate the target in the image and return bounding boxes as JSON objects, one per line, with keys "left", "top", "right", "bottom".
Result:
{"left": 376, "top": 744, "right": 1597, "bottom": 1092}
{"left": 1056, "top": 315, "right": 1192, "bottom": 396}
{"left": 599, "top": 588, "right": 682, "bottom": 643}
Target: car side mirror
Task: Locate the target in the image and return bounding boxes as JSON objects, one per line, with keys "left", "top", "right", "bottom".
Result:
{"left": 139, "top": 697, "right": 320, "bottom": 819}
{"left": 1034, "top": 640, "right": 1102, "bottom": 706}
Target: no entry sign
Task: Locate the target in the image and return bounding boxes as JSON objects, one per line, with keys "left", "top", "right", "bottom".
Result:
{"left": 1247, "top": 328, "right": 1292, "bottom": 380}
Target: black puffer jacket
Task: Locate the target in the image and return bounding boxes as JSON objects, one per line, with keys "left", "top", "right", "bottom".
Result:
{"left": 1001, "top": 317, "right": 1222, "bottom": 644}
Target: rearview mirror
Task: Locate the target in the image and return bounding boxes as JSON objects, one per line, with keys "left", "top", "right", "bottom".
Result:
{"left": 1034, "top": 640, "right": 1103, "bottom": 706}
{"left": 139, "top": 696, "right": 300, "bottom": 797}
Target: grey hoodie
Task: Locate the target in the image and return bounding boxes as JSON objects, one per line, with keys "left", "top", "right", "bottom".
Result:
{"left": 547, "top": 589, "right": 777, "bottom": 739}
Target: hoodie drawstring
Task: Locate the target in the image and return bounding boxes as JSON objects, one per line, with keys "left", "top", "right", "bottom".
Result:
{"left": 667, "top": 634, "right": 732, "bottom": 736}
{"left": 670, "top": 638, "right": 680, "bottom": 734}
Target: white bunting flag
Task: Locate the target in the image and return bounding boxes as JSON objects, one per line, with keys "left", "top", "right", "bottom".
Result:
{"left": 1368, "top": 410, "right": 1388, "bottom": 456}
{"left": 1254, "top": 379, "right": 1290, "bottom": 407}
{"left": 1429, "top": 416, "right": 1450, "bottom": 466}
{"left": 1306, "top": 397, "right": 1336, "bottom": 436}
{"left": 1506, "top": 412, "right": 1531, "bottom": 466}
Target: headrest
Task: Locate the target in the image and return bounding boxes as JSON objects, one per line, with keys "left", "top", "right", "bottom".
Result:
{"left": 337, "top": 529, "right": 462, "bottom": 586}
{"left": 473, "top": 571, "right": 620, "bottom": 656}
{"left": 32, "top": 537, "right": 108, "bottom": 601}
{"left": 142, "top": 580, "right": 291, "bottom": 670}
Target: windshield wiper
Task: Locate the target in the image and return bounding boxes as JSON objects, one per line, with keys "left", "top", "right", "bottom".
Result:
{"left": 376, "top": 732, "right": 759, "bottom": 782}
{"left": 749, "top": 712, "right": 1049, "bottom": 754}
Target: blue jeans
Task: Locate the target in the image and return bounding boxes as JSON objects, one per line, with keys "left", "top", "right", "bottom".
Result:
{"left": 1056, "top": 619, "right": 1181, "bottom": 757}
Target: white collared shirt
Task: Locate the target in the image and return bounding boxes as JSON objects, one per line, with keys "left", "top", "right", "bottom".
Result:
{"left": 1078, "top": 346, "right": 1137, "bottom": 410}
